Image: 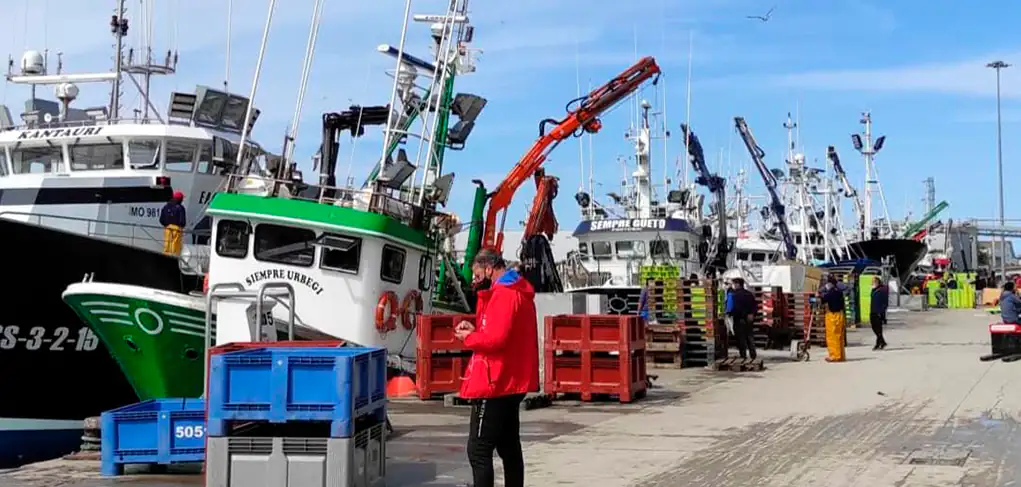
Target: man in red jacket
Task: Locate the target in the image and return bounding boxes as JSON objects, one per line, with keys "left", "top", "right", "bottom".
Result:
{"left": 454, "top": 249, "right": 539, "bottom": 487}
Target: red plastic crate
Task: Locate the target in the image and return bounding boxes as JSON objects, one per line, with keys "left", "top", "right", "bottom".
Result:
{"left": 415, "top": 353, "right": 471, "bottom": 399}
{"left": 545, "top": 315, "right": 645, "bottom": 353}
{"left": 543, "top": 350, "right": 646, "bottom": 403}
{"left": 417, "top": 314, "right": 475, "bottom": 354}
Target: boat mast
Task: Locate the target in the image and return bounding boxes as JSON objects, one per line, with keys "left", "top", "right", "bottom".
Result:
{"left": 862, "top": 112, "right": 874, "bottom": 237}
{"left": 785, "top": 113, "right": 809, "bottom": 263}
{"left": 626, "top": 100, "right": 654, "bottom": 218}
{"left": 110, "top": 0, "right": 127, "bottom": 119}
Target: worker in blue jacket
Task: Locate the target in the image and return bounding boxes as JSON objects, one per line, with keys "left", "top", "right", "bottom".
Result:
{"left": 870, "top": 278, "right": 889, "bottom": 350}
{"left": 1000, "top": 281, "right": 1021, "bottom": 324}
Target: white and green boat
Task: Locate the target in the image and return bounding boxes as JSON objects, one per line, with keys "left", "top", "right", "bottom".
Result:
{"left": 62, "top": 5, "right": 484, "bottom": 399}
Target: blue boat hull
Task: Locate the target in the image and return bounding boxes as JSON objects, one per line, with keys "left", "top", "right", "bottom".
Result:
{"left": 0, "top": 420, "right": 83, "bottom": 468}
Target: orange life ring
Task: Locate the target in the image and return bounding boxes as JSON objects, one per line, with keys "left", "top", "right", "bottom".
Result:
{"left": 400, "top": 290, "right": 424, "bottom": 330}
{"left": 375, "top": 291, "right": 399, "bottom": 333}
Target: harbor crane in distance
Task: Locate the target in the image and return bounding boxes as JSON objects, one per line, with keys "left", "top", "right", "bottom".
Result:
{"left": 826, "top": 145, "right": 866, "bottom": 241}
{"left": 478, "top": 56, "right": 661, "bottom": 254}
{"left": 734, "top": 116, "right": 798, "bottom": 260}
{"left": 679, "top": 123, "right": 729, "bottom": 276}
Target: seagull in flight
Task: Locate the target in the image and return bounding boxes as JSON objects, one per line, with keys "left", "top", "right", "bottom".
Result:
{"left": 747, "top": 5, "right": 775, "bottom": 22}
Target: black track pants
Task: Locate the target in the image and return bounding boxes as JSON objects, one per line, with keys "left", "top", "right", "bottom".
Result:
{"left": 467, "top": 393, "right": 526, "bottom": 487}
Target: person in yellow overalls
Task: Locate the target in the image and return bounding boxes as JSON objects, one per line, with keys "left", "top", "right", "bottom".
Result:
{"left": 819, "top": 275, "right": 847, "bottom": 362}
{"left": 159, "top": 191, "right": 187, "bottom": 255}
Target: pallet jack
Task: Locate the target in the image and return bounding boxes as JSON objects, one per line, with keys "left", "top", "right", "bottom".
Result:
{"left": 979, "top": 323, "right": 1021, "bottom": 362}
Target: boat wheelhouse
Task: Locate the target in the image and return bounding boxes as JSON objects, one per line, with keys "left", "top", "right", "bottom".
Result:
{"left": 206, "top": 192, "right": 435, "bottom": 361}
{"left": 0, "top": 85, "right": 262, "bottom": 262}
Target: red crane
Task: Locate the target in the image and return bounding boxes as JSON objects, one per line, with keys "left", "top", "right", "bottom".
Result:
{"left": 480, "top": 56, "right": 661, "bottom": 252}
{"left": 522, "top": 168, "right": 559, "bottom": 241}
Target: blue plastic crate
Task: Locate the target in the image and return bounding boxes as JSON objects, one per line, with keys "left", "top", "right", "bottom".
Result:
{"left": 207, "top": 346, "right": 387, "bottom": 438}
{"left": 100, "top": 398, "right": 206, "bottom": 476}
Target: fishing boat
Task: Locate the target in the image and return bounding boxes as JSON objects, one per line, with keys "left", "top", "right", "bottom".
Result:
{"left": 62, "top": 2, "right": 482, "bottom": 400}
{"left": 0, "top": 1, "right": 269, "bottom": 467}
{"left": 562, "top": 99, "right": 709, "bottom": 313}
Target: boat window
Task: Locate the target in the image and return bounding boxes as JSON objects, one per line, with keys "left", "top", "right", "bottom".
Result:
{"left": 254, "top": 223, "right": 316, "bottom": 267}
{"left": 751, "top": 253, "right": 767, "bottom": 262}
{"left": 197, "top": 144, "right": 217, "bottom": 174}
{"left": 615, "top": 240, "right": 645, "bottom": 258}
{"left": 673, "top": 239, "right": 690, "bottom": 259}
{"left": 650, "top": 239, "right": 670, "bottom": 259}
{"left": 319, "top": 233, "right": 361, "bottom": 274}
{"left": 128, "top": 140, "right": 160, "bottom": 170}
{"left": 794, "top": 235, "right": 802, "bottom": 245}
{"left": 577, "top": 242, "right": 589, "bottom": 256}
{"left": 591, "top": 241, "right": 612, "bottom": 259}
{"left": 419, "top": 254, "right": 433, "bottom": 291}
{"left": 11, "top": 146, "right": 63, "bottom": 174}
{"left": 215, "top": 219, "right": 250, "bottom": 258}
{"left": 0, "top": 150, "right": 7, "bottom": 176}
{"left": 381, "top": 245, "right": 407, "bottom": 284}
{"left": 69, "top": 143, "right": 124, "bottom": 171}
{"left": 737, "top": 251, "right": 749, "bottom": 261}
{"left": 165, "top": 141, "right": 197, "bottom": 173}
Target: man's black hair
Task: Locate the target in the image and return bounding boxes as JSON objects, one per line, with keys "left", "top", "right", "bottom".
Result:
{"left": 1005, "top": 281, "right": 1015, "bottom": 292}
{"left": 732, "top": 277, "right": 745, "bottom": 287}
{"left": 472, "top": 248, "right": 506, "bottom": 269}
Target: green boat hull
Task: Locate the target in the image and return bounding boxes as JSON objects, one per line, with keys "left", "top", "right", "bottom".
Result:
{"left": 62, "top": 288, "right": 213, "bottom": 400}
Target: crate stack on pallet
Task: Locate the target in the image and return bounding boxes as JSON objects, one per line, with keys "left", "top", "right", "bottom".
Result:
{"left": 678, "top": 279, "right": 720, "bottom": 368}
{"left": 544, "top": 315, "right": 647, "bottom": 403}
{"left": 416, "top": 314, "right": 476, "bottom": 399}
{"left": 99, "top": 340, "right": 350, "bottom": 478}
{"left": 809, "top": 299, "right": 827, "bottom": 346}
{"left": 784, "top": 292, "right": 818, "bottom": 345}
{"left": 205, "top": 346, "right": 388, "bottom": 487}
{"left": 640, "top": 265, "right": 680, "bottom": 323}
{"left": 748, "top": 285, "right": 782, "bottom": 349}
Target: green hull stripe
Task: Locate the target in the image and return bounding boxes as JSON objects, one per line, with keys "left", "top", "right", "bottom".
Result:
{"left": 208, "top": 193, "right": 430, "bottom": 249}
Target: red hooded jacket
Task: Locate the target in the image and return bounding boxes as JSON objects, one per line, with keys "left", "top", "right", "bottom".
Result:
{"left": 459, "top": 269, "right": 540, "bottom": 399}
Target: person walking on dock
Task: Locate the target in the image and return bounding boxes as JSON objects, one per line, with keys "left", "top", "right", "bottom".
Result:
{"left": 727, "top": 278, "right": 758, "bottom": 360}
{"left": 870, "top": 278, "right": 889, "bottom": 350}
{"left": 159, "top": 190, "right": 187, "bottom": 255}
{"left": 639, "top": 278, "right": 655, "bottom": 324}
{"left": 999, "top": 281, "right": 1021, "bottom": 325}
{"left": 455, "top": 249, "right": 539, "bottom": 487}
{"left": 820, "top": 275, "right": 847, "bottom": 362}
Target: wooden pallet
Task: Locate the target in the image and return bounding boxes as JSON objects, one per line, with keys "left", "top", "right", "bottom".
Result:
{"left": 709, "top": 357, "right": 765, "bottom": 372}
{"left": 646, "top": 350, "right": 683, "bottom": 368}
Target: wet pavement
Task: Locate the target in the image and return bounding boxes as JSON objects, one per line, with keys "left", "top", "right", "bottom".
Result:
{"left": 2, "top": 301, "right": 1018, "bottom": 486}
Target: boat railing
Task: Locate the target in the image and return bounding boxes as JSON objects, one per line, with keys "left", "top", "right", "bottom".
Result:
{"left": 1, "top": 115, "right": 242, "bottom": 132}
{"left": 0, "top": 210, "right": 212, "bottom": 252}
{"left": 226, "top": 174, "right": 436, "bottom": 231}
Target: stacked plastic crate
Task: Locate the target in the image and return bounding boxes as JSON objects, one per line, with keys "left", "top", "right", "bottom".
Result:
{"left": 544, "top": 315, "right": 647, "bottom": 403}
{"left": 640, "top": 265, "right": 680, "bottom": 323}
{"left": 747, "top": 285, "right": 782, "bottom": 349}
{"left": 678, "top": 279, "right": 720, "bottom": 367}
{"left": 784, "top": 292, "right": 818, "bottom": 346}
{"left": 416, "top": 314, "right": 476, "bottom": 399}
{"left": 205, "top": 346, "right": 387, "bottom": 487}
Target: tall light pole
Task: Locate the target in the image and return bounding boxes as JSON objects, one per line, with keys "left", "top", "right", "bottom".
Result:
{"left": 987, "top": 60, "right": 1009, "bottom": 280}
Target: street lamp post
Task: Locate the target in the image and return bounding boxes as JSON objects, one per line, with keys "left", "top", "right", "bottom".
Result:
{"left": 987, "top": 60, "right": 1009, "bottom": 281}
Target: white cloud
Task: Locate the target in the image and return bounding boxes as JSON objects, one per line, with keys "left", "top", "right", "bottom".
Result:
{"left": 764, "top": 52, "right": 1021, "bottom": 98}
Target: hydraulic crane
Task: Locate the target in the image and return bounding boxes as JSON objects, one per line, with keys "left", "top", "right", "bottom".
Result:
{"left": 734, "top": 116, "right": 798, "bottom": 260}
{"left": 478, "top": 56, "right": 661, "bottom": 253}
{"left": 519, "top": 168, "right": 564, "bottom": 292}
{"left": 826, "top": 146, "right": 866, "bottom": 240}
{"left": 902, "top": 200, "right": 949, "bottom": 239}
{"left": 679, "top": 123, "right": 728, "bottom": 275}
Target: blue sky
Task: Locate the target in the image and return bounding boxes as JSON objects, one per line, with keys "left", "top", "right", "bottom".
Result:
{"left": 2, "top": 0, "right": 1018, "bottom": 233}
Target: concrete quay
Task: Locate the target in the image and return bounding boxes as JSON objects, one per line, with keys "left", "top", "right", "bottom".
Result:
{"left": 1, "top": 306, "right": 1014, "bottom": 486}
